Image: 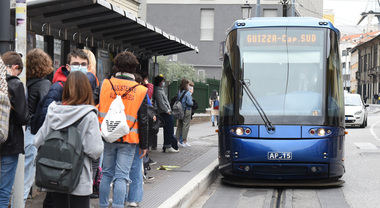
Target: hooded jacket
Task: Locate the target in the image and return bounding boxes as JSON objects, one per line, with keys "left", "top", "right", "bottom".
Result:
{"left": 1, "top": 75, "right": 30, "bottom": 155}
{"left": 34, "top": 102, "right": 104, "bottom": 196}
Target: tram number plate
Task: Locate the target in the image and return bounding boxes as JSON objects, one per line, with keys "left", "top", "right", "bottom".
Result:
{"left": 267, "top": 152, "right": 292, "bottom": 160}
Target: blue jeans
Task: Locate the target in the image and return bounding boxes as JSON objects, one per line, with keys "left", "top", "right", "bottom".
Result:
{"left": 0, "top": 154, "right": 19, "bottom": 208}
{"left": 23, "top": 127, "right": 37, "bottom": 203}
{"left": 211, "top": 115, "right": 219, "bottom": 123}
{"left": 99, "top": 142, "right": 137, "bottom": 208}
{"left": 125, "top": 145, "right": 143, "bottom": 203}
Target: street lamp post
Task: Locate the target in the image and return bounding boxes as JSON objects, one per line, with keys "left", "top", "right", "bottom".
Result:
{"left": 241, "top": 3, "right": 252, "bottom": 19}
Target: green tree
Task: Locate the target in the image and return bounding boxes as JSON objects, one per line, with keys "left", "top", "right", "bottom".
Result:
{"left": 156, "top": 56, "right": 196, "bottom": 82}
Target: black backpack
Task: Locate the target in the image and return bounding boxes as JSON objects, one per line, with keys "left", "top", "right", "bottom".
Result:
{"left": 35, "top": 110, "right": 94, "bottom": 193}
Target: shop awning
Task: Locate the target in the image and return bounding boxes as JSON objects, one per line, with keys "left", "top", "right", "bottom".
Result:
{"left": 25, "top": 0, "right": 198, "bottom": 56}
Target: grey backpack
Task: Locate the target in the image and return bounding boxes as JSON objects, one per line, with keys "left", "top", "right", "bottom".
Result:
{"left": 172, "top": 91, "right": 187, "bottom": 120}
{"left": 35, "top": 111, "right": 94, "bottom": 193}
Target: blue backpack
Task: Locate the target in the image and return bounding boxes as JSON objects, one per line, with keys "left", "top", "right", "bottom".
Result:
{"left": 213, "top": 100, "right": 219, "bottom": 110}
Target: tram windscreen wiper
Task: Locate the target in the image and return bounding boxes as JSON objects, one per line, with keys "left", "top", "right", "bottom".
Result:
{"left": 239, "top": 79, "right": 276, "bottom": 133}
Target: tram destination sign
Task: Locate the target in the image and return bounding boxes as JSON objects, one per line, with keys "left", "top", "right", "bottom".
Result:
{"left": 241, "top": 29, "right": 322, "bottom": 47}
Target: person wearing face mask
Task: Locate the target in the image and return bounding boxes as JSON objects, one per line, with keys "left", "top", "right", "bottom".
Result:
{"left": 153, "top": 75, "right": 179, "bottom": 153}
{"left": 0, "top": 51, "right": 30, "bottom": 207}
{"left": 38, "top": 48, "right": 90, "bottom": 208}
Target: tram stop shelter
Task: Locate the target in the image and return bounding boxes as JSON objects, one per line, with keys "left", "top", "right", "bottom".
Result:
{"left": 17, "top": 0, "right": 198, "bottom": 81}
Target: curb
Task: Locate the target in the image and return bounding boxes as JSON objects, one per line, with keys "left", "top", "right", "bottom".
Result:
{"left": 158, "top": 159, "right": 219, "bottom": 208}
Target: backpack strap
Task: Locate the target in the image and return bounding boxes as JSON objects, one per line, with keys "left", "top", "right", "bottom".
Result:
{"left": 178, "top": 90, "right": 187, "bottom": 102}
{"left": 73, "top": 109, "right": 97, "bottom": 128}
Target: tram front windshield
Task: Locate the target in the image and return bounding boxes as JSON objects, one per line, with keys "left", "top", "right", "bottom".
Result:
{"left": 239, "top": 28, "right": 325, "bottom": 124}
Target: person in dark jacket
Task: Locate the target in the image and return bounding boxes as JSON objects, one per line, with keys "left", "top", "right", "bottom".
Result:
{"left": 0, "top": 51, "right": 30, "bottom": 207}
{"left": 22, "top": 49, "right": 54, "bottom": 205}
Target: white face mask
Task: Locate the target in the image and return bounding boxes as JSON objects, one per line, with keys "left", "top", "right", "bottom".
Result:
{"left": 161, "top": 82, "right": 165, "bottom": 87}
{"left": 70, "top": 66, "right": 88, "bottom": 74}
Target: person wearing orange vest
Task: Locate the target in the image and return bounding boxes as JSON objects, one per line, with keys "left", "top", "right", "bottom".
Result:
{"left": 98, "top": 51, "right": 148, "bottom": 208}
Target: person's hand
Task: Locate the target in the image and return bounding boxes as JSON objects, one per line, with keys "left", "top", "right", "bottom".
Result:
{"left": 153, "top": 115, "right": 156, "bottom": 122}
{"left": 139, "top": 148, "right": 147, "bottom": 158}
{"left": 168, "top": 111, "right": 171, "bottom": 115}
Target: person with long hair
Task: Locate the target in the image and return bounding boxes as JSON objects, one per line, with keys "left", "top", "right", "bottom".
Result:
{"left": 175, "top": 78, "right": 193, "bottom": 147}
{"left": 209, "top": 89, "right": 219, "bottom": 126}
{"left": 23, "top": 48, "right": 54, "bottom": 205}
{"left": 34, "top": 71, "right": 103, "bottom": 208}
{"left": 82, "top": 49, "right": 99, "bottom": 90}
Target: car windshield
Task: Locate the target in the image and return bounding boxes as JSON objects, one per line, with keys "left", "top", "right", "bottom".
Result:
{"left": 345, "top": 96, "right": 362, "bottom": 106}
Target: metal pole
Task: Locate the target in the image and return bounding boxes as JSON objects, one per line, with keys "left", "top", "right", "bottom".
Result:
{"left": 256, "top": 0, "right": 260, "bottom": 17}
{"left": 13, "top": 0, "right": 27, "bottom": 207}
{"left": 292, "top": 0, "right": 295, "bottom": 17}
{"left": 0, "top": 0, "right": 11, "bottom": 54}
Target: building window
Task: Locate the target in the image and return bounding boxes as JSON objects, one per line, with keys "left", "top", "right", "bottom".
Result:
{"left": 200, "top": 9, "right": 214, "bottom": 41}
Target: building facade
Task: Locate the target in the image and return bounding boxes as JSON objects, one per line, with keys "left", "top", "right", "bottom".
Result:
{"left": 353, "top": 33, "right": 380, "bottom": 103}
{"left": 140, "top": 0, "right": 323, "bottom": 80}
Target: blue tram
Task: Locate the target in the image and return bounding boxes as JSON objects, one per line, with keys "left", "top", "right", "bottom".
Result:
{"left": 218, "top": 17, "right": 345, "bottom": 184}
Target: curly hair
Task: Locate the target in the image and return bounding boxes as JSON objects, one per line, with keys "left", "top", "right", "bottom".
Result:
{"left": 113, "top": 51, "right": 139, "bottom": 74}
{"left": 26, "top": 48, "right": 54, "bottom": 79}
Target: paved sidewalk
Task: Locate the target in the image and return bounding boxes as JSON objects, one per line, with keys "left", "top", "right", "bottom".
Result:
{"left": 25, "top": 120, "right": 219, "bottom": 208}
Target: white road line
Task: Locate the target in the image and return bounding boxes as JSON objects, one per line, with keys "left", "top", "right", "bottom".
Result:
{"left": 370, "top": 120, "right": 380, "bottom": 141}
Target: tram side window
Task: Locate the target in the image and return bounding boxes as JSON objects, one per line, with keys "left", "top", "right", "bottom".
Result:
{"left": 220, "top": 31, "right": 236, "bottom": 118}
{"left": 327, "top": 30, "right": 344, "bottom": 126}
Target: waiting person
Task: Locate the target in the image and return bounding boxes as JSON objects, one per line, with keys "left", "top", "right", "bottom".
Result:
{"left": 98, "top": 51, "right": 148, "bottom": 208}
{"left": 82, "top": 49, "right": 99, "bottom": 91}
{"left": 39, "top": 48, "right": 91, "bottom": 207}
{"left": 154, "top": 75, "right": 179, "bottom": 153}
{"left": 175, "top": 78, "right": 193, "bottom": 147}
{"left": 23, "top": 49, "right": 54, "bottom": 205}
{"left": 209, "top": 90, "right": 219, "bottom": 126}
{"left": 0, "top": 51, "right": 30, "bottom": 207}
{"left": 82, "top": 49, "right": 102, "bottom": 199}
{"left": 178, "top": 80, "right": 198, "bottom": 146}
{"left": 34, "top": 71, "right": 103, "bottom": 208}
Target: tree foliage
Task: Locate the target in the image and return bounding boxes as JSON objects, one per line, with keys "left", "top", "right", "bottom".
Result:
{"left": 156, "top": 56, "right": 196, "bottom": 82}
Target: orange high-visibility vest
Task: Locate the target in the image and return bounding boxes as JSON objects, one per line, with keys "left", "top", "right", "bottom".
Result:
{"left": 98, "top": 78, "right": 147, "bottom": 143}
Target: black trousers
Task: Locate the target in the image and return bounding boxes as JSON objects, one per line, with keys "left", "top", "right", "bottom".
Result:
{"left": 51, "top": 192, "right": 90, "bottom": 208}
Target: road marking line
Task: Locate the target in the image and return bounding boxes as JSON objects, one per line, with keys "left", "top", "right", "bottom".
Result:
{"left": 370, "top": 120, "right": 380, "bottom": 141}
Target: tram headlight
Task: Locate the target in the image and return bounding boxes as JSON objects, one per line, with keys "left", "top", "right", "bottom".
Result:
{"left": 236, "top": 127, "right": 244, "bottom": 135}
{"left": 317, "top": 128, "right": 326, "bottom": 136}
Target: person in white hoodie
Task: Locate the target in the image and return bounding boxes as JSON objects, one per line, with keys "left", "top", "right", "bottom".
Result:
{"left": 34, "top": 71, "right": 104, "bottom": 208}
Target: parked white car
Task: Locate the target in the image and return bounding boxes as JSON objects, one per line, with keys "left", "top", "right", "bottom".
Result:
{"left": 344, "top": 93, "right": 369, "bottom": 128}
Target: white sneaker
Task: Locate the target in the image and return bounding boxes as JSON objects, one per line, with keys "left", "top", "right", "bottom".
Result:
{"left": 165, "top": 147, "right": 180, "bottom": 153}
{"left": 184, "top": 143, "right": 191, "bottom": 147}
{"left": 127, "top": 202, "right": 139, "bottom": 207}
{"left": 178, "top": 142, "right": 186, "bottom": 147}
